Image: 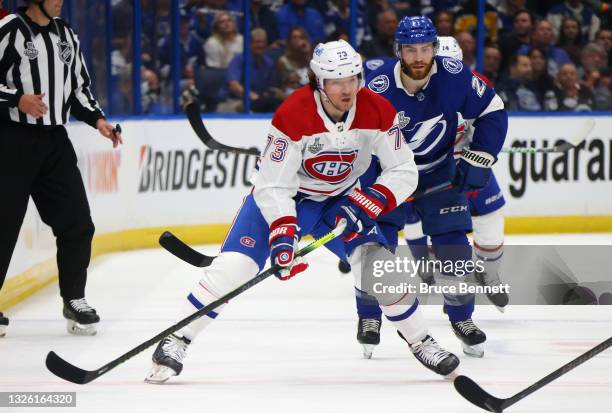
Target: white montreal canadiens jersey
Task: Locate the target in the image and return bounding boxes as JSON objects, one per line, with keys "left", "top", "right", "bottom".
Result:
{"left": 366, "top": 56, "right": 506, "bottom": 175}
{"left": 251, "top": 86, "right": 418, "bottom": 227}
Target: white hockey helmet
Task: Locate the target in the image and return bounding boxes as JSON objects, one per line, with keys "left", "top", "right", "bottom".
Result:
{"left": 437, "top": 36, "right": 463, "bottom": 61}
{"left": 310, "top": 39, "right": 364, "bottom": 90}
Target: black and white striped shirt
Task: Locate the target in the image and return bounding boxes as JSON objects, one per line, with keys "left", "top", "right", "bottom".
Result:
{"left": 0, "top": 9, "right": 104, "bottom": 127}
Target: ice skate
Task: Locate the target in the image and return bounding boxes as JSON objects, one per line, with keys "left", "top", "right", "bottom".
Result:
{"left": 402, "top": 332, "right": 460, "bottom": 376}
{"left": 475, "top": 270, "right": 509, "bottom": 311}
{"left": 357, "top": 317, "right": 381, "bottom": 359}
{"left": 0, "top": 312, "right": 8, "bottom": 337}
{"left": 63, "top": 298, "right": 100, "bottom": 335}
{"left": 451, "top": 319, "right": 486, "bottom": 357}
{"left": 145, "top": 334, "right": 191, "bottom": 384}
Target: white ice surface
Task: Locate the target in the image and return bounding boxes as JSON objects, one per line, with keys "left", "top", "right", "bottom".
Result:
{"left": 2, "top": 234, "right": 612, "bottom": 413}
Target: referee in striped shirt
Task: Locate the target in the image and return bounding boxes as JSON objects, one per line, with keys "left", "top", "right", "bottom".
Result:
{"left": 0, "top": 0, "right": 123, "bottom": 337}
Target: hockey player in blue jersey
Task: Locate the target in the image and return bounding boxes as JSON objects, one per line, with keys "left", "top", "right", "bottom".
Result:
{"left": 351, "top": 17, "right": 508, "bottom": 359}
{"left": 408, "top": 36, "right": 509, "bottom": 311}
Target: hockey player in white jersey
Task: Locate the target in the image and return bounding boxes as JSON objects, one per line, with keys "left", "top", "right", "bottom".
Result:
{"left": 145, "top": 40, "right": 460, "bottom": 384}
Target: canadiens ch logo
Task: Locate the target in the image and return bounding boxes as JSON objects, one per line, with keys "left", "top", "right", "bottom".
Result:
{"left": 23, "top": 41, "right": 38, "bottom": 60}
{"left": 58, "top": 41, "right": 73, "bottom": 65}
{"left": 240, "top": 236, "right": 256, "bottom": 248}
{"left": 368, "top": 75, "right": 389, "bottom": 94}
{"left": 442, "top": 57, "right": 463, "bottom": 74}
{"left": 302, "top": 150, "right": 358, "bottom": 184}
{"left": 307, "top": 137, "right": 324, "bottom": 154}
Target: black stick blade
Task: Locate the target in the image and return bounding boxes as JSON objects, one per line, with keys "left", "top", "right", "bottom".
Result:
{"left": 46, "top": 351, "right": 97, "bottom": 385}
{"left": 184, "top": 103, "right": 261, "bottom": 156}
{"left": 159, "top": 231, "right": 215, "bottom": 267}
{"left": 454, "top": 375, "right": 505, "bottom": 412}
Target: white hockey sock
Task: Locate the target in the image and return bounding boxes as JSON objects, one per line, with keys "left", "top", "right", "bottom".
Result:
{"left": 176, "top": 281, "right": 227, "bottom": 341}
{"left": 381, "top": 298, "right": 428, "bottom": 344}
{"left": 473, "top": 209, "right": 505, "bottom": 280}
{"left": 176, "top": 251, "right": 259, "bottom": 341}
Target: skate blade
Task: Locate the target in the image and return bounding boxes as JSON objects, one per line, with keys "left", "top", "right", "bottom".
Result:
{"left": 494, "top": 304, "right": 506, "bottom": 314}
{"left": 145, "top": 364, "right": 177, "bottom": 384}
{"left": 462, "top": 342, "right": 484, "bottom": 358}
{"left": 0, "top": 325, "right": 6, "bottom": 338}
{"left": 66, "top": 320, "right": 97, "bottom": 336}
{"left": 361, "top": 344, "right": 376, "bottom": 359}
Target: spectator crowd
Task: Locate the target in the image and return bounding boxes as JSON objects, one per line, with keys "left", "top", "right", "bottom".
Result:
{"left": 5, "top": 0, "right": 607, "bottom": 113}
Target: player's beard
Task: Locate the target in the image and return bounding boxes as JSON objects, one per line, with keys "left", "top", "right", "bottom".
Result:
{"left": 402, "top": 59, "right": 434, "bottom": 81}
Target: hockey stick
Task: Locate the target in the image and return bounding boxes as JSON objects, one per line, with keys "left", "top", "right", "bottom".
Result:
{"left": 45, "top": 220, "right": 347, "bottom": 384}
{"left": 160, "top": 181, "right": 454, "bottom": 268}
{"left": 185, "top": 102, "right": 261, "bottom": 156}
{"left": 500, "top": 118, "right": 594, "bottom": 154}
{"left": 158, "top": 231, "right": 215, "bottom": 267}
{"left": 454, "top": 336, "right": 612, "bottom": 412}
{"left": 187, "top": 103, "right": 595, "bottom": 158}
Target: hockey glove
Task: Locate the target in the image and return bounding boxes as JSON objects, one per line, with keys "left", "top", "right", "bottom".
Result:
{"left": 269, "top": 217, "right": 308, "bottom": 281}
{"left": 453, "top": 149, "right": 495, "bottom": 192}
{"left": 336, "top": 187, "right": 388, "bottom": 241}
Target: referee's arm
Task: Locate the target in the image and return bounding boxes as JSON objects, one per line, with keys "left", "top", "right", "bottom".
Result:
{"left": 66, "top": 27, "right": 123, "bottom": 147}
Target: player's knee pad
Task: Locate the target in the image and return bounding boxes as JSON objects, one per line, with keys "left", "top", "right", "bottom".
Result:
{"left": 199, "top": 251, "right": 259, "bottom": 298}
{"left": 472, "top": 207, "right": 504, "bottom": 247}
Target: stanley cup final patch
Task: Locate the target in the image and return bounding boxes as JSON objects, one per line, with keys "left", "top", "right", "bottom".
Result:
{"left": 23, "top": 41, "right": 39, "bottom": 60}
{"left": 58, "top": 41, "right": 73, "bottom": 65}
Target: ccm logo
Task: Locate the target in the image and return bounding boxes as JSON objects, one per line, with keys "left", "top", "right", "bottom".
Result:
{"left": 440, "top": 206, "right": 468, "bottom": 214}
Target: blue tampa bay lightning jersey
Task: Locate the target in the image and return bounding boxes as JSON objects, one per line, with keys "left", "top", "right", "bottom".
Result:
{"left": 365, "top": 56, "right": 507, "bottom": 177}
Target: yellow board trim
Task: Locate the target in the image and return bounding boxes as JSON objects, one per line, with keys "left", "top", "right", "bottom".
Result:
{"left": 505, "top": 215, "right": 612, "bottom": 234}
{"left": 0, "top": 224, "right": 231, "bottom": 311}
{"left": 2, "top": 216, "right": 612, "bottom": 310}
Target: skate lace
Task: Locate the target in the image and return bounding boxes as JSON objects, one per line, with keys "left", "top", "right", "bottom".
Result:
{"left": 455, "top": 319, "right": 478, "bottom": 335}
{"left": 162, "top": 335, "right": 189, "bottom": 363}
{"left": 412, "top": 336, "right": 451, "bottom": 366}
{"left": 69, "top": 298, "right": 94, "bottom": 313}
{"left": 361, "top": 318, "right": 381, "bottom": 333}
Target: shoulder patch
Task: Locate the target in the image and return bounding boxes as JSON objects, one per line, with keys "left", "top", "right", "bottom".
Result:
{"left": 367, "top": 75, "right": 390, "bottom": 94}
{"left": 442, "top": 57, "right": 463, "bottom": 74}
{"left": 365, "top": 59, "right": 385, "bottom": 71}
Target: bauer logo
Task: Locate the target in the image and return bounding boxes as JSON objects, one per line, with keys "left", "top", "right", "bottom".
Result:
{"left": 240, "top": 236, "right": 256, "bottom": 248}
{"left": 442, "top": 57, "right": 463, "bottom": 74}
{"left": 138, "top": 145, "right": 257, "bottom": 192}
{"left": 368, "top": 75, "right": 389, "bottom": 94}
{"left": 302, "top": 150, "right": 358, "bottom": 184}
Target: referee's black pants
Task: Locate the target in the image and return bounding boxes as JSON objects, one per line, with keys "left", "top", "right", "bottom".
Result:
{"left": 0, "top": 121, "right": 95, "bottom": 301}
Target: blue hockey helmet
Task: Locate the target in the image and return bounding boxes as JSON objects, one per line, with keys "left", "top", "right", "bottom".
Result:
{"left": 394, "top": 16, "right": 438, "bottom": 57}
